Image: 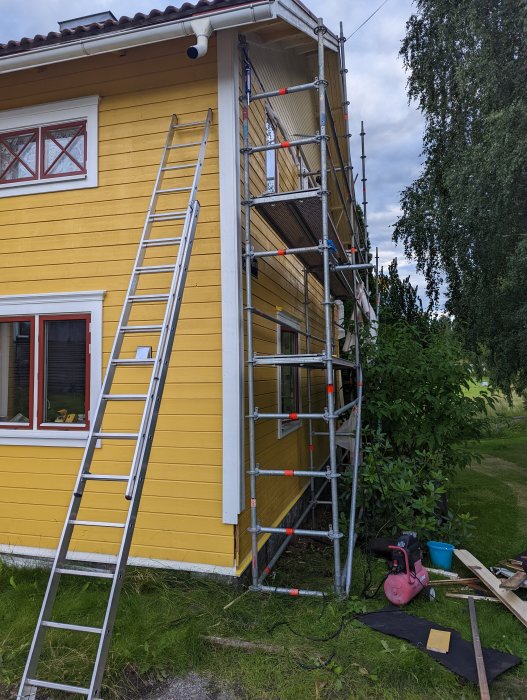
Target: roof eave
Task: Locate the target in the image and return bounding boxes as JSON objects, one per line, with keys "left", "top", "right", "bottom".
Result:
{"left": 0, "top": 0, "right": 338, "bottom": 75}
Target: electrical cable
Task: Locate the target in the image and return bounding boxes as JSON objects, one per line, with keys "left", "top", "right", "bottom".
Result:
{"left": 346, "top": 0, "right": 391, "bottom": 40}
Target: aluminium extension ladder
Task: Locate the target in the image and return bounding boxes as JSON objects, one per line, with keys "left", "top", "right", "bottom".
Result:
{"left": 18, "top": 109, "right": 212, "bottom": 700}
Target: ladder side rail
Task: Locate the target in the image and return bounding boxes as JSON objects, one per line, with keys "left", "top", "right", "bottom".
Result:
{"left": 99, "top": 113, "right": 179, "bottom": 381}
{"left": 125, "top": 110, "right": 212, "bottom": 498}
{"left": 88, "top": 203, "right": 201, "bottom": 699}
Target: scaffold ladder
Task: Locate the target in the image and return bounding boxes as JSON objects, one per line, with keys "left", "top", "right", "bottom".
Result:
{"left": 241, "top": 19, "right": 371, "bottom": 599}
{"left": 18, "top": 109, "right": 212, "bottom": 700}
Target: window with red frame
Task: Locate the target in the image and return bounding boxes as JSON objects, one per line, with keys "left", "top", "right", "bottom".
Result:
{"left": 0, "top": 315, "right": 90, "bottom": 430}
{"left": 0, "top": 120, "right": 86, "bottom": 185}
{"left": 280, "top": 326, "right": 299, "bottom": 415}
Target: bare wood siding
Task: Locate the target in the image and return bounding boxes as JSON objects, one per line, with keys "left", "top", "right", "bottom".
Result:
{"left": 0, "top": 38, "right": 235, "bottom": 568}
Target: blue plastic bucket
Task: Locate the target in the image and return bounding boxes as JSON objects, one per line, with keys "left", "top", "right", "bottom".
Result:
{"left": 427, "top": 540, "right": 455, "bottom": 570}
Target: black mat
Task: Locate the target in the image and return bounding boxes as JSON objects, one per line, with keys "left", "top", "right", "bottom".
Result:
{"left": 357, "top": 609, "right": 521, "bottom": 683}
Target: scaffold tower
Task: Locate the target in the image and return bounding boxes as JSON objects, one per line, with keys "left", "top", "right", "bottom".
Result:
{"left": 241, "top": 19, "right": 375, "bottom": 598}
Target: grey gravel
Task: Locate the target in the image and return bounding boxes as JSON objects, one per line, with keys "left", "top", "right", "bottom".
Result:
{"left": 142, "top": 673, "right": 245, "bottom": 700}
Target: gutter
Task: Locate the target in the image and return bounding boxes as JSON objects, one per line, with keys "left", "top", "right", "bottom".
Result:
{"left": 0, "top": 1, "right": 276, "bottom": 74}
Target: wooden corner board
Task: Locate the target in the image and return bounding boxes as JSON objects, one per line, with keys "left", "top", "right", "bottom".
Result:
{"left": 455, "top": 550, "right": 527, "bottom": 628}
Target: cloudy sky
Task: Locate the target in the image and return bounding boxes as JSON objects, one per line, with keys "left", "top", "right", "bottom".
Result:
{"left": 0, "top": 0, "right": 425, "bottom": 290}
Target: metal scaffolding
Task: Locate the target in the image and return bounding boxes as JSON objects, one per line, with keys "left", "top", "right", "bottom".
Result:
{"left": 241, "top": 19, "right": 373, "bottom": 597}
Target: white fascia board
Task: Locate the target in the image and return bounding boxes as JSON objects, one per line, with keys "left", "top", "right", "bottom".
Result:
{"left": 218, "top": 28, "right": 244, "bottom": 525}
{"left": 275, "top": 1, "right": 339, "bottom": 52}
{"left": 0, "top": 2, "right": 277, "bottom": 74}
{"left": 0, "top": 1, "right": 338, "bottom": 75}
{"left": 0, "top": 544, "right": 236, "bottom": 577}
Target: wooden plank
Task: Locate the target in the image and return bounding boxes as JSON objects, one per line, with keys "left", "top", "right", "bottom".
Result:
{"left": 427, "top": 567, "right": 459, "bottom": 579}
{"left": 468, "top": 596, "right": 491, "bottom": 700}
{"left": 445, "top": 594, "right": 499, "bottom": 603}
{"left": 455, "top": 549, "right": 527, "bottom": 627}
{"left": 500, "top": 571, "right": 527, "bottom": 590}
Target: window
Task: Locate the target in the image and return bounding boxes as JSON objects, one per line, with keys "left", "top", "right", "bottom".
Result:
{"left": 265, "top": 111, "right": 278, "bottom": 193}
{"left": 297, "top": 153, "right": 310, "bottom": 190}
{"left": 0, "top": 314, "right": 89, "bottom": 430}
{"left": 0, "top": 96, "right": 99, "bottom": 197}
{"left": 277, "top": 312, "right": 301, "bottom": 438}
{"left": 0, "top": 291, "right": 103, "bottom": 446}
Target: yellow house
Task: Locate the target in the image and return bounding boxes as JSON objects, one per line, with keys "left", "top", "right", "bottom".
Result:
{"left": 0, "top": 1, "right": 367, "bottom": 588}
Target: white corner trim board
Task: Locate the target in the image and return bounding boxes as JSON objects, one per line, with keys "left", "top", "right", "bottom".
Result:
{"left": 0, "top": 544, "right": 237, "bottom": 577}
{"left": 218, "top": 28, "right": 244, "bottom": 525}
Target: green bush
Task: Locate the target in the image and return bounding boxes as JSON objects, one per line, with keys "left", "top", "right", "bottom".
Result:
{"left": 346, "top": 320, "right": 492, "bottom": 544}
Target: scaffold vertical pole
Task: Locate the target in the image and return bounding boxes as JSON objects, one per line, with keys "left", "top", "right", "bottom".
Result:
{"left": 303, "top": 267, "right": 316, "bottom": 528}
{"left": 316, "top": 17, "right": 342, "bottom": 595}
{"left": 241, "top": 44, "right": 260, "bottom": 591}
{"left": 375, "top": 246, "right": 380, "bottom": 321}
{"left": 360, "top": 121, "right": 369, "bottom": 297}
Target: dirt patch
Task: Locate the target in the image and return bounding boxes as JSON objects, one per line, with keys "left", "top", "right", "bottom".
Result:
{"left": 474, "top": 455, "right": 527, "bottom": 511}
{"left": 142, "top": 673, "right": 246, "bottom": 700}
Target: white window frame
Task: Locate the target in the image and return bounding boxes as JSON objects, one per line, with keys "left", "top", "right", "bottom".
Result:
{"left": 277, "top": 311, "right": 302, "bottom": 439}
{"left": 0, "top": 95, "right": 99, "bottom": 197}
{"left": 0, "top": 290, "right": 104, "bottom": 447}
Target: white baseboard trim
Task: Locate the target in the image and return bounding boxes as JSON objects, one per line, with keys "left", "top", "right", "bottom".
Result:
{"left": 0, "top": 544, "right": 237, "bottom": 577}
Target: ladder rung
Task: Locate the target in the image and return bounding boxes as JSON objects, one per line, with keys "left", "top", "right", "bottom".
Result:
{"left": 112, "top": 358, "right": 155, "bottom": 366}
{"left": 136, "top": 264, "right": 176, "bottom": 274}
{"left": 82, "top": 474, "right": 129, "bottom": 482}
{"left": 157, "top": 186, "right": 192, "bottom": 194}
{"left": 168, "top": 141, "right": 201, "bottom": 149}
{"left": 129, "top": 294, "right": 170, "bottom": 302}
{"left": 103, "top": 394, "right": 148, "bottom": 401}
{"left": 26, "top": 679, "right": 90, "bottom": 695}
{"left": 69, "top": 520, "right": 126, "bottom": 528}
{"left": 56, "top": 567, "right": 114, "bottom": 579}
{"left": 143, "top": 237, "right": 182, "bottom": 247}
{"left": 149, "top": 211, "right": 186, "bottom": 221}
{"left": 161, "top": 163, "right": 195, "bottom": 171}
{"left": 91, "top": 432, "right": 139, "bottom": 439}
{"left": 120, "top": 325, "right": 163, "bottom": 334}
{"left": 41, "top": 621, "right": 103, "bottom": 634}
{"left": 173, "top": 119, "right": 207, "bottom": 129}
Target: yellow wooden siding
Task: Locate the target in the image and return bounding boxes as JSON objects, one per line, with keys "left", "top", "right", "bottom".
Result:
{"left": 0, "top": 38, "right": 235, "bottom": 569}
{"left": 236, "top": 52, "right": 334, "bottom": 571}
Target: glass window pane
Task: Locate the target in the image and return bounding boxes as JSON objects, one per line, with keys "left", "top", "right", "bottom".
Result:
{"left": 42, "top": 318, "right": 87, "bottom": 424}
{"left": 280, "top": 329, "right": 298, "bottom": 414}
{"left": 0, "top": 132, "right": 37, "bottom": 182}
{"left": 265, "top": 114, "right": 277, "bottom": 193}
{"left": 0, "top": 320, "right": 32, "bottom": 424}
{"left": 43, "top": 124, "right": 86, "bottom": 176}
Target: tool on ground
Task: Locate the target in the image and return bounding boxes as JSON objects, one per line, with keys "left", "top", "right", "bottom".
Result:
{"left": 384, "top": 532, "right": 430, "bottom": 605}
{"left": 468, "top": 596, "right": 491, "bottom": 700}
{"left": 17, "top": 110, "right": 213, "bottom": 700}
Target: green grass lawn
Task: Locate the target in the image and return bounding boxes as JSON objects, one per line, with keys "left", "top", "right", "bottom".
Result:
{"left": 1, "top": 430, "right": 527, "bottom": 699}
